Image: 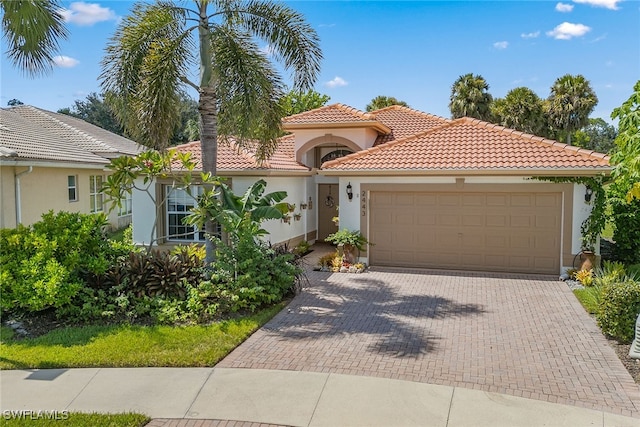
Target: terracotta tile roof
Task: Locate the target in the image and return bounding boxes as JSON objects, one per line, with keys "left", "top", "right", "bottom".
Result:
{"left": 173, "top": 135, "right": 309, "bottom": 172}
{"left": 370, "top": 105, "right": 450, "bottom": 145}
{"left": 322, "top": 117, "right": 610, "bottom": 172}
{"left": 282, "top": 103, "right": 376, "bottom": 125}
{"left": 0, "top": 106, "right": 142, "bottom": 164}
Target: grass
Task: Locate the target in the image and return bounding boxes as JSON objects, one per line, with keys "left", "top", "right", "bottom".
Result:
{"left": 0, "top": 412, "right": 149, "bottom": 427}
{"left": 0, "top": 303, "right": 284, "bottom": 369}
{"left": 573, "top": 286, "right": 602, "bottom": 315}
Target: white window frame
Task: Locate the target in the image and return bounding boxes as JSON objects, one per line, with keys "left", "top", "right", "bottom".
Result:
{"left": 166, "top": 185, "right": 206, "bottom": 242}
{"left": 118, "top": 192, "right": 132, "bottom": 217}
{"left": 89, "top": 175, "right": 104, "bottom": 213}
{"left": 68, "top": 175, "right": 78, "bottom": 202}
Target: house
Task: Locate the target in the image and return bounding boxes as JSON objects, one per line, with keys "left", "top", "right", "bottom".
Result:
{"left": 0, "top": 105, "right": 144, "bottom": 229}
{"left": 132, "top": 104, "right": 610, "bottom": 275}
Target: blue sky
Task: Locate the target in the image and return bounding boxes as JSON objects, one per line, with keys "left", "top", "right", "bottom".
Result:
{"left": 2, "top": 0, "right": 638, "bottom": 124}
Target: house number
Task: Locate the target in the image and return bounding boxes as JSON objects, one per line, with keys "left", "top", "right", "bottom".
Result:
{"left": 361, "top": 191, "right": 366, "bottom": 216}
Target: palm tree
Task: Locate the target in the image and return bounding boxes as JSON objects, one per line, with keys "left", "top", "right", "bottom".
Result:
{"left": 365, "top": 95, "right": 409, "bottom": 112}
{"left": 546, "top": 74, "right": 598, "bottom": 145}
{"left": 491, "top": 87, "right": 548, "bottom": 137}
{"left": 449, "top": 73, "right": 493, "bottom": 120}
{"left": 100, "top": 0, "right": 322, "bottom": 263}
{"left": 1, "top": 0, "right": 68, "bottom": 77}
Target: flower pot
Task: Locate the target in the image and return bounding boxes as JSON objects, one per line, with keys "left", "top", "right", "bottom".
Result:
{"left": 580, "top": 251, "right": 596, "bottom": 271}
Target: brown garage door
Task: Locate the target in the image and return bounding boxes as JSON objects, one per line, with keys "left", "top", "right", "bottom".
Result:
{"left": 369, "top": 191, "right": 561, "bottom": 274}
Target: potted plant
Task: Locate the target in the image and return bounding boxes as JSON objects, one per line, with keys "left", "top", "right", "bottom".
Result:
{"left": 325, "top": 229, "right": 371, "bottom": 263}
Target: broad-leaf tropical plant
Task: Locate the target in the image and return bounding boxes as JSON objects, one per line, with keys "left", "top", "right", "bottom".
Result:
{"left": 100, "top": 0, "right": 322, "bottom": 264}
{"left": 1, "top": 0, "right": 68, "bottom": 77}
{"left": 187, "top": 178, "right": 288, "bottom": 240}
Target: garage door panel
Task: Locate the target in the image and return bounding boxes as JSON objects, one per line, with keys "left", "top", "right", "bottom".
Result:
{"left": 462, "top": 214, "right": 483, "bottom": 227}
{"left": 486, "top": 195, "right": 508, "bottom": 206}
{"left": 439, "top": 215, "right": 460, "bottom": 226}
{"left": 511, "top": 194, "right": 533, "bottom": 207}
{"left": 396, "top": 194, "right": 415, "bottom": 206}
{"left": 370, "top": 190, "right": 561, "bottom": 274}
{"left": 486, "top": 215, "right": 507, "bottom": 227}
{"left": 417, "top": 214, "right": 436, "bottom": 226}
{"left": 511, "top": 215, "right": 533, "bottom": 228}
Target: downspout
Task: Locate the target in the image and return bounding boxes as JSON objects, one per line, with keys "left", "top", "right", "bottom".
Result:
{"left": 15, "top": 166, "right": 33, "bottom": 225}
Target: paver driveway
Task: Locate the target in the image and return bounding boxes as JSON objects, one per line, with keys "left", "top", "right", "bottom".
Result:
{"left": 218, "top": 265, "right": 640, "bottom": 418}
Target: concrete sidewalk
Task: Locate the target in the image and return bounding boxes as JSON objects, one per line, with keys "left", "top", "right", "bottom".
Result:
{"left": 1, "top": 367, "right": 638, "bottom": 426}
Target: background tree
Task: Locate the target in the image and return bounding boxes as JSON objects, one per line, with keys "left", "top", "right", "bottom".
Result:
{"left": 1, "top": 0, "right": 68, "bottom": 77}
{"left": 449, "top": 73, "right": 493, "bottom": 121}
{"left": 365, "top": 95, "right": 409, "bottom": 112}
{"left": 491, "top": 87, "right": 548, "bottom": 137}
{"left": 100, "top": 0, "right": 321, "bottom": 264}
{"left": 170, "top": 93, "right": 200, "bottom": 144}
{"left": 572, "top": 118, "right": 617, "bottom": 154}
{"left": 58, "top": 92, "right": 125, "bottom": 136}
{"left": 279, "top": 89, "right": 330, "bottom": 116}
{"left": 611, "top": 80, "right": 640, "bottom": 200}
{"left": 546, "top": 74, "right": 598, "bottom": 145}
{"left": 7, "top": 99, "right": 24, "bottom": 106}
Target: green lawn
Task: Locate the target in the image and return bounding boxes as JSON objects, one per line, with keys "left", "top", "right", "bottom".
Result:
{"left": 0, "top": 304, "right": 283, "bottom": 369}
{"left": 573, "top": 286, "right": 601, "bottom": 315}
{"left": 0, "top": 412, "right": 148, "bottom": 427}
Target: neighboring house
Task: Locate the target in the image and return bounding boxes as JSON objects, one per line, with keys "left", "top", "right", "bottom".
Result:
{"left": 0, "top": 105, "right": 144, "bottom": 229}
{"left": 132, "top": 104, "right": 610, "bottom": 275}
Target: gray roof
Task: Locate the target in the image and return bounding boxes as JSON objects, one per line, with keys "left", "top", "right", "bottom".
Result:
{"left": 0, "top": 105, "right": 144, "bottom": 165}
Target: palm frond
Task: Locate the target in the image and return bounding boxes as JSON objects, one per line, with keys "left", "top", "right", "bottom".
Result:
{"left": 1, "top": 0, "right": 68, "bottom": 77}
{"left": 100, "top": 1, "right": 193, "bottom": 150}
{"left": 212, "top": 24, "right": 284, "bottom": 159}
{"left": 229, "top": 0, "right": 322, "bottom": 91}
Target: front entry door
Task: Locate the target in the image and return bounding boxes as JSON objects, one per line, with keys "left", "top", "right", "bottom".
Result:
{"left": 317, "top": 184, "right": 339, "bottom": 241}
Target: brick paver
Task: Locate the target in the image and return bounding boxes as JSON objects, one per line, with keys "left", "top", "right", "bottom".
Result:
{"left": 218, "top": 263, "right": 640, "bottom": 418}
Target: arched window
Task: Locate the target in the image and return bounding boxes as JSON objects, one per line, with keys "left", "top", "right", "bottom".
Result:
{"left": 321, "top": 149, "right": 352, "bottom": 163}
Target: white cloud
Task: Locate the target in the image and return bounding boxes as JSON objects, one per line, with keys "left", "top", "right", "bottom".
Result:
{"left": 318, "top": 23, "right": 336, "bottom": 28}
{"left": 573, "top": 0, "right": 621, "bottom": 10}
{"left": 53, "top": 56, "right": 80, "bottom": 68}
{"left": 605, "top": 60, "right": 614, "bottom": 67}
{"left": 325, "top": 76, "right": 348, "bottom": 88}
{"left": 521, "top": 31, "right": 540, "bottom": 39}
{"left": 493, "top": 41, "right": 508, "bottom": 49}
{"left": 546, "top": 22, "right": 591, "bottom": 39}
{"left": 555, "top": 2, "right": 575, "bottom": 12}
{"left": 60, "top": 2, "right": 117, "bottom": 26}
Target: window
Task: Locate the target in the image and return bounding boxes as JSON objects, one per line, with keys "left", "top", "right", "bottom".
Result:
{"left": 118, "top": 193, "right": 132, "bottom": 217}
{"left": 166, "top": 186, "right": 205, "bottom": 242}
{"left": 89, "top": 175, "right": 104, "bottom": 213}
{"left": 68, "top": 175, "right": 77, "bottom": 202}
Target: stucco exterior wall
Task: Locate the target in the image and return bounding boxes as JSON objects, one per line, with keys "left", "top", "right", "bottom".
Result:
{"left": 0, "top": 165, "right": 125, "bottom": 229}
{"left": 232, "top": 176, "right": 311, "bottom": 246}
{"left": 0, "top": 166, "right": 17, "bottom": 229}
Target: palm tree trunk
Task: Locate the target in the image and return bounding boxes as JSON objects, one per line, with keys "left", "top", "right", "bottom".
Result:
{"left": 197, "top": 1, "right": 218, "bottom": 266}
{"left": 199, "top": 85, "right": 218, "bottom": 266}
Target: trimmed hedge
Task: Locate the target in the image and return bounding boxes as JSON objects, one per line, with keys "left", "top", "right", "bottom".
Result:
{"left": 597, "top": 279, "right": 640, "bottom": 343}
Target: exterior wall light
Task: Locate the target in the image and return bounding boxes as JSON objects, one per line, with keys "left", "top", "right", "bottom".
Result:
{"left": 346, "top": 182, "right": 353, "bottom": 201}
{"left": 585, "top": 187, "right": 593, "bottom": 203}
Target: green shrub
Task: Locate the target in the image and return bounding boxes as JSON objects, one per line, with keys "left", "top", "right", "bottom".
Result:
{"left": 211, "top": 227, "right": 300, "bottom": 312}
{"left": 597, "top": 278, "right": 640, "bottom": 343}
{"left": 0, "top": 211, "right": 135, "bottom": 316}
{"left": 609, "top": 183, "right": 640, "bottom": 264}
{"left": 1, "top": 226, "right": 80, "bottom": 312}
